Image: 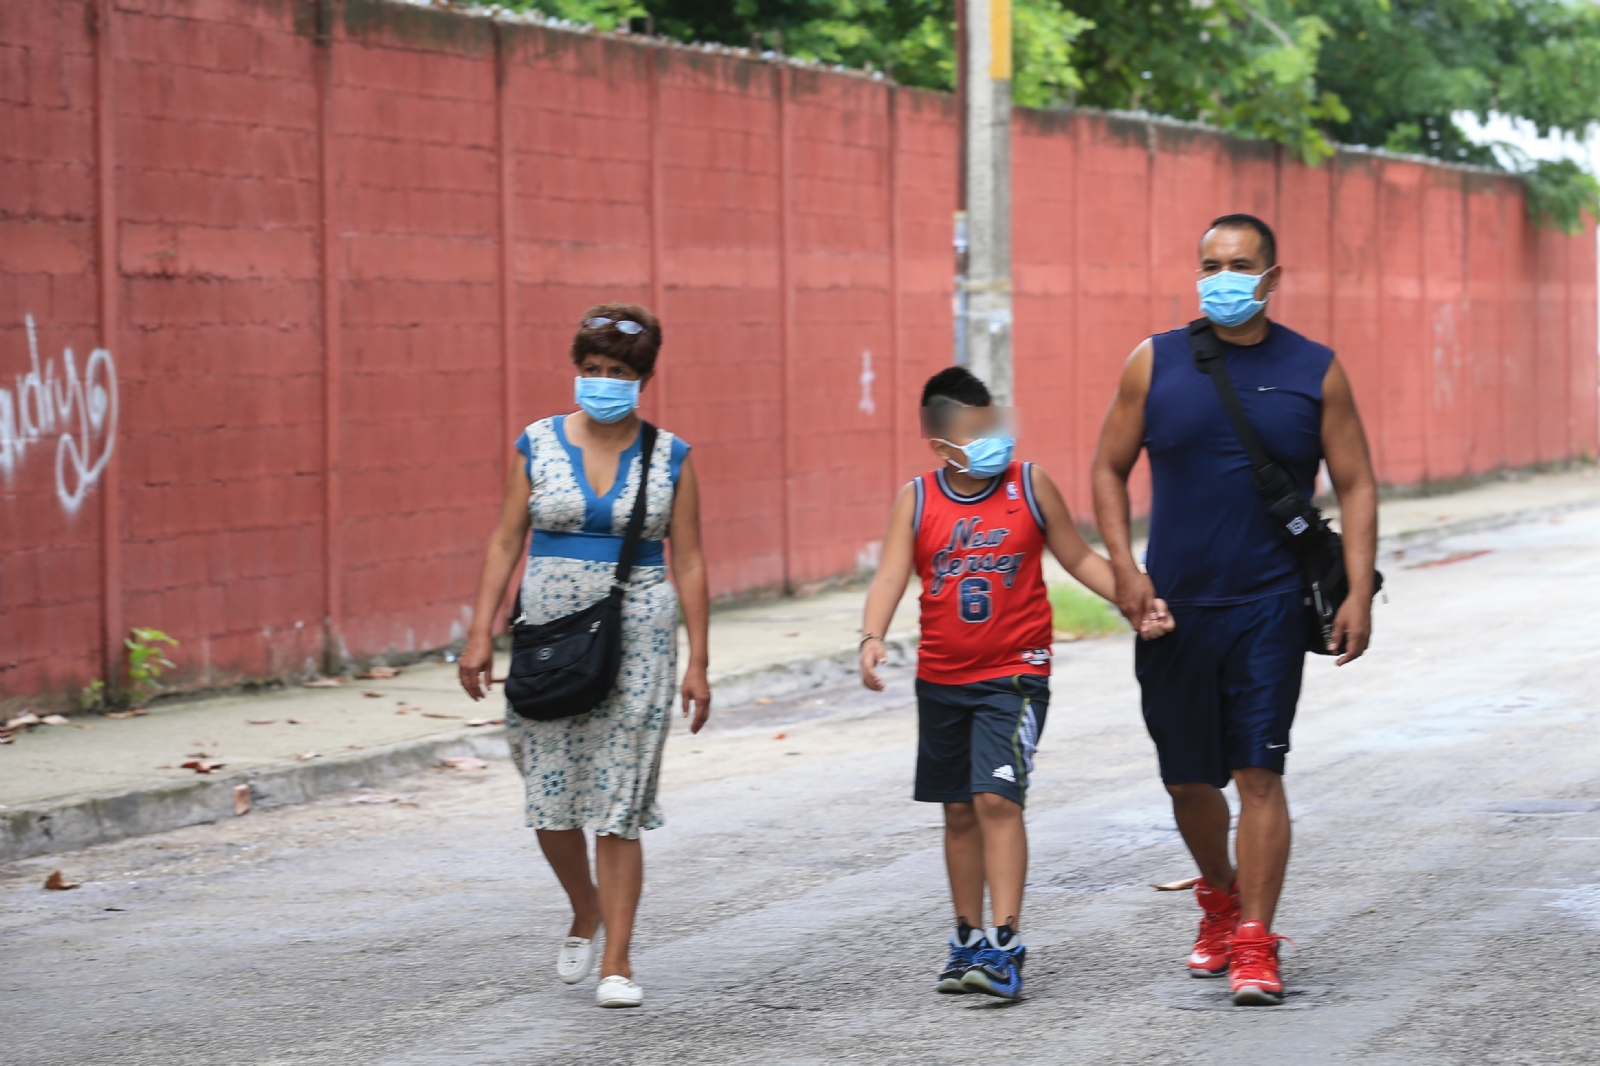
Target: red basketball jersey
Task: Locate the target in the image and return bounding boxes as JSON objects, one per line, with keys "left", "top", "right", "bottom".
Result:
{"left": 912, "top": 461, "right": 1054, "bottom": 685}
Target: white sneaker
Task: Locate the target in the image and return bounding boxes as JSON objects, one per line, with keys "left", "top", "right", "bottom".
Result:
{"left": 557, "top": 935, "right": 597, "bottom": 985}
{"left": 595, "top": 974, "right": 643, "bottom": 1008}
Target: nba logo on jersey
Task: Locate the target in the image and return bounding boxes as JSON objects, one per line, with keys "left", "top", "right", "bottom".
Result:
{"left": 1006, "top": 482, "right": 1019, "bottom": 500}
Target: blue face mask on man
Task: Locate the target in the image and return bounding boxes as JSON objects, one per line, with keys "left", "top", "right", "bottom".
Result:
{"left": 574, "top": 376, "right": 640, "bottom": 424}
{"left": 1197, "top": 270, "right": 1269, "bottom": 328}
{"left": 940, "top": 435, "right": 1015, "bottom": 478}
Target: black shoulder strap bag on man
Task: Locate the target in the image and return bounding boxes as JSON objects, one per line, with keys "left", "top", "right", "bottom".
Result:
{"left": 1185, "top": 319, "right": 1381, "bottom": 655}
{"left": 505, "top": 422, "right": 658, "bottom": 720}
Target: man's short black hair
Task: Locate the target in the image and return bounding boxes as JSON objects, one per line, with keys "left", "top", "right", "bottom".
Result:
{"left": 921, "top": 366, "right": 991, "bottom": 408}
{"left": 1205, "top": 213, "right": 1277, "bottom": 268}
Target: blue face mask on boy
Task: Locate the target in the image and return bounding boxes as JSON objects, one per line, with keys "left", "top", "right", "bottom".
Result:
{"left": 941, "top": 435, "right": 1015, "bottom": 477}
{"left": 1197, "top": 270, "right": 1268, "bottom": 327}
{"left": 574, "top": 376, "right": 640, "bottom": 423}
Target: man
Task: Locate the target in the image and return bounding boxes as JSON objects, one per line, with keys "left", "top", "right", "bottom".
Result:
{"left": 1091, "top": 214, "right": 1378, "bottom": 1005}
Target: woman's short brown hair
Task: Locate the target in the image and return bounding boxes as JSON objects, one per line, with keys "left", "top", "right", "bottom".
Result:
{"left": 570, "top": 303, "right": 663, "bottom": 377}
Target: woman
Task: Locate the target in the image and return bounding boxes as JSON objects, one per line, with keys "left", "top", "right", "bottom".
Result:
{"left": 459, "top": 304, "right": 711, "bottom": 1009}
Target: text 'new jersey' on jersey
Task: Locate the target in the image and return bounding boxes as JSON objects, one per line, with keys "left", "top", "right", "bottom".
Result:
{"left": 912, "top": 461, "right": 1054, "bottom": 685}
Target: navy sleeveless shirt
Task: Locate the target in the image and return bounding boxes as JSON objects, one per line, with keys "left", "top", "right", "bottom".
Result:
{"left": 1143, "top": 321, "right": 1334, "bottom": 606}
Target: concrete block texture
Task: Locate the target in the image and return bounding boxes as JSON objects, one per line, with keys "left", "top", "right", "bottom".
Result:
{"left": 1, "top": 0, "right": 1595, "bottom": 703}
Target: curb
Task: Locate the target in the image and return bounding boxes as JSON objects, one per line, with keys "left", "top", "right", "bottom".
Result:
{"left": 2, "top": 730, "right": 508, "bottom": 864}
{"left": 1374, "top": 495, "right": 1600, "bottom": 552}
{"left": 705, "top": 630, "right": 918, "bottom": 709}
{"left": 0, "top": 632, "right": 918, "bottom": 864}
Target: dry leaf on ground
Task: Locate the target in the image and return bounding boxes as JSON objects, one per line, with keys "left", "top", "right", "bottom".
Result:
{"left": 6, "top": 711, "right": 41, "bottom": 729}
{"left": 439, "top": 756, "right": 488, "bottom": 770}
{"left": 420, "top": 712, "right": 461, "bottom": 720}
{"left": 362, "top": 690, "right": 384, "bottom": 698}
{"left": 358, "top": 666, "right": 401, "bottom": 679}
{"left": 1151, "top": 877, "right": 1204, "bottom": 892}
{"left": 180, "top": 758, "right": 225, "bottom": 774}
{"left": 301, "top": 678, "right": 342, "bottom": 688}
{"left": 43, "top": 870, "right": 81, "bottom": 890}
{"left": 395, "top": 709, "right": 409, "bottom": 715}
{"left": 0, "top": 733, "right": 14, "bottom": 745}
{"left": 466, "top": 718, "right": 504, "bottom": 727}
{"left": 296, "top": 751, "right": 322, "bottom": 761}
{"left": 247, "top": 719, "right": 276, "bottom": 725}
{"left": 754, "top": 698, "right": 773, "bottom": 705}
{"left": 233, "top": 783, "right": 252, "bottom": 816}
{"left": 41, "top": 714, "right": 70, "bottom": 726}
{"left": 349, "top": 793, "right": 399, "bottom": 804}
{"left": 286, "top": 718, "right": 310, "bottom": 725}
{"left": 773, "top": 732, "right": 786, "bottom": 740}
{"left": 106, "top": 708, "right": 148, "bottom": 719}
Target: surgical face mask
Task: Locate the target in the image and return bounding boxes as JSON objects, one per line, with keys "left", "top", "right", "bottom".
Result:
{"left": 940, "top": 436, "right": 1015, "bottom": 478}
{"left": 1198, "top": 270, "right": 1268, "bottom": 328}
{"left": 574, "top": 375, "right": 640, "bottom": 424}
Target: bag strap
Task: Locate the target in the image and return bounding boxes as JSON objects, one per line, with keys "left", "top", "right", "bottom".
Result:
{"left": 1184, "top": 318, "right": 1299, "bottom": 503}
{"left": 611, "top": 421, "right": 659, "bottom": 587}
{"left": 513, "top": 421, "right": 659, "bottom": 626}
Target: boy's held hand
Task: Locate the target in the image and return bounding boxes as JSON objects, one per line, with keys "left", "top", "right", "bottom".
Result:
{"left": 859, "top": 638, "right": 887, "bottom": 691}
{"left": 1112, "top": 566, "right": 1157, "bottom": 630}
{"left": 1137, "top": 598, "right": 1176, "bottom": 640}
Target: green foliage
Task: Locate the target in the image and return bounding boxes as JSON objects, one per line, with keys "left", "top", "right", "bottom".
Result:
{"left": 492, "top": 0, "right": 647, "bottom": 31}
{"left": 468, "top": 0, "right": 1600, "bottom": 229}
{"left": 1010, "top": 0, "right": 1092, "bottom": 107}
{"left": 1048, "top": 581, "right": 1126, "bottom": 638}
{"left": 1520, "top": 157, "right": 1600, "bottom": 235}
{"left": 125, "top": 627, "right": 179, "bottom": 701}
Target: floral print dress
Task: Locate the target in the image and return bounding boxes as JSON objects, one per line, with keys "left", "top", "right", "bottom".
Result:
{"left": 504, "top": 415, "right": 689, "bottom": 839}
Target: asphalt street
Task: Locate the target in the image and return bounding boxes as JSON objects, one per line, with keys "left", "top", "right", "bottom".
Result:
{"left": 3, "top": 508, "right": 1599, "bottom": 1065}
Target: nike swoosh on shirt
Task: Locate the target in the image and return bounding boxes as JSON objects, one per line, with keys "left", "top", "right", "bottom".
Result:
{"left": 1257, "top": 386, "right": 1279, "bottom": 392}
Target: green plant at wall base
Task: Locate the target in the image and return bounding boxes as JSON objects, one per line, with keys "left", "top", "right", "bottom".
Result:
{"left": 1048, "top": 582, "right": 1126, "bottom": 639}
{"left": 126, "top": 628, "right": 179, "bottom": 701}
{"left": 79, "top": 678, "right": 107, "bottom": 713}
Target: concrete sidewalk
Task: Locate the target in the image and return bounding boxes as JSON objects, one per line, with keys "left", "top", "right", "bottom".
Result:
{"left": 4, "top": 463, "right": 1597, "bottom": 861}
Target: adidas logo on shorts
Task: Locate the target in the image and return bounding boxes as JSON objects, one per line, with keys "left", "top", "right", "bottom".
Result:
{"left": 992, "top": 764, "right": 1016, "bottom": 783}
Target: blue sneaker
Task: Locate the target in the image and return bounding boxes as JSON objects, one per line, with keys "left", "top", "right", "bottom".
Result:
{"left": 937, "top": 927, "right": 989, "bottom": 993}
{"left": 960, "top": 928, "right": 1025, "bottom": 1000}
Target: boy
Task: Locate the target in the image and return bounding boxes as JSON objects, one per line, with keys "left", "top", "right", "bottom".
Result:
{"left": 858, "top": 367, "right": 1171, "bottom": 1000}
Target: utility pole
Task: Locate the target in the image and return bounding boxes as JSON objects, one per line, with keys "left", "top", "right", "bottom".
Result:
{"left": 955, "top": 0, "right": 1013, "bottom": 404}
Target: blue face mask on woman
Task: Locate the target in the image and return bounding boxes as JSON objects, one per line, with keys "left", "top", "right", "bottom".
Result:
{"left": 574, "top": 376, "right": 640, "bottom": 424}
{"left": 1198, "top": 270, "right": 1268, "bottom": 327}
{"left": 941, "top": 435, "right": 1015, "bottom": 478}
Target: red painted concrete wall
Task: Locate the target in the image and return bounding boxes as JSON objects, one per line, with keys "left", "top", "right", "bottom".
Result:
{"left": 4, "top": 0, "right": 1596, "bottom": 699}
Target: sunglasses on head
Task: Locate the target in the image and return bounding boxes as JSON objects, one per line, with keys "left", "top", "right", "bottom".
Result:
{"left": 582, "top": 316, "right": 646, "bottom": 335}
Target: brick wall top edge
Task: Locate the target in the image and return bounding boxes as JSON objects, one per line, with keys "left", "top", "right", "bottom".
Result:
{"left": 355, "top": 0, "right": 1517, "bottom": 189}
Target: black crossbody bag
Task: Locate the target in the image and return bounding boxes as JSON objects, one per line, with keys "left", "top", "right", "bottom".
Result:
{"left": 1185, "top": 319, "right": 1381, "bottom": 655}
{"left": 505, "top": 422, "right": 658, "bottom": 720}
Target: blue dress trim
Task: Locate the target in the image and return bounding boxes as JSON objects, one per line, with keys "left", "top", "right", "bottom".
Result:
{"left": 515, "top": 421, "right": 690, "bottom": 498}
{"left": 530, "top": 529, "right": 665, "bottom": 567}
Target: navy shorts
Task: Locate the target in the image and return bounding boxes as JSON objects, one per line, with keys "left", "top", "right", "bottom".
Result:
{"left": 915, "top": 675, "right": 1049, "bottom": 807}
{"left": 1134, "top": 589, "right": 1308, "bottom": 787}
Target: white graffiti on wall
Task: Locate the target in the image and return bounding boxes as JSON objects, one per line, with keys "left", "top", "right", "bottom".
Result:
{"left": 859, "top": 349, "right": 876, "bottom": 416}
{"left": 0, "top": 315, "right": 118, "bottom": 514}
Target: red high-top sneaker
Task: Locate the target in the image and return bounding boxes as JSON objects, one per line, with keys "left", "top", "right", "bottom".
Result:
{"left": 1230, "top": 919, "right": 1293, "bottom": 1005}
{"left": 1188, "top": 880, "right": 1240, "bottom": 977}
